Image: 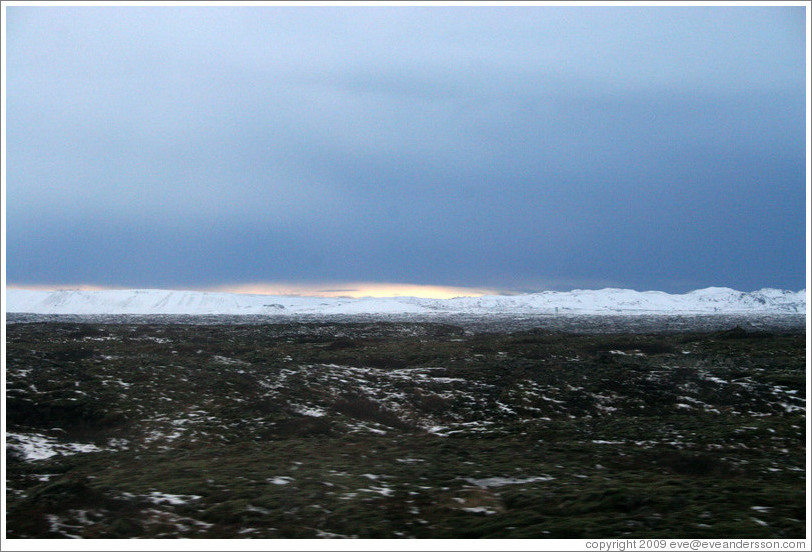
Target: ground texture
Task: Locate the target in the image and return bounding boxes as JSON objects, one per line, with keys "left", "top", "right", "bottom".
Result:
{"left": 5, "top": 319, "right": 807, "bottom": 538}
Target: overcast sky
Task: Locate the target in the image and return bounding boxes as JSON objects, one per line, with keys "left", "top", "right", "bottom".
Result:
{"left": 4, "top": 4, "right": 808, "bottom": 295}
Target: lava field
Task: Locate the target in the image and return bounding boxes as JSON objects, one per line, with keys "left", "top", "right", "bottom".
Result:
{"left": 4, "top": 317, "right": 807, "bottom": 538}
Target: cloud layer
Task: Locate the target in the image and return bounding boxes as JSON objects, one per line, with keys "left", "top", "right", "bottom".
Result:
{"left": 5, "top": 6, "right": 807, "bottom": 293}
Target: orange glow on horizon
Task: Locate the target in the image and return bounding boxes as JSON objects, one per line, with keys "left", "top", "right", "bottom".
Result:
{"left": 207, "top": 282, "right": 497, "bottom": 299}
{"left": 6, "top": 282, "right": 499, "bottom": 299}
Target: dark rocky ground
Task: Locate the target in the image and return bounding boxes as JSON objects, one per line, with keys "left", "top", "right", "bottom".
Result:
{"left": 4, "top": 315, "right": 807, "bottom": 538}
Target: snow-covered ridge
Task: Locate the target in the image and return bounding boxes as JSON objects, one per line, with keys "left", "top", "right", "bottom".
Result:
{"left": 5, "top": 287, "right": 806, "bottom": 316}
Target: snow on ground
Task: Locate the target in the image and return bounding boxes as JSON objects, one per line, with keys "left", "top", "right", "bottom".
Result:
{"left": 463, "top": 476, "right": 555, "bottom": 488}
{"left": 291, "top": 404, "right": 328, "bottom": 417}
{"left": 6, "top": 432, "right": 103, "bottom": 461}
{"left": 6, "top": 287, "right": 805, "bottom": 315}
{"left": 268, "top": 476, "right": 294, "bottom": 485}
{"left": 139, "top": 492, "right": 202, "bottom": 506}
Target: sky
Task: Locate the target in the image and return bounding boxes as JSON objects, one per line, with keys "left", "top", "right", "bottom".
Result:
{"left": 3, "top": 3, "right": 808, "bottom": 297}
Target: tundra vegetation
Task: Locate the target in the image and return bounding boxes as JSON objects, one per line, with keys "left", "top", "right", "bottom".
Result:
{"left": 4, "top": 317, "right": 806, "bottom": 538}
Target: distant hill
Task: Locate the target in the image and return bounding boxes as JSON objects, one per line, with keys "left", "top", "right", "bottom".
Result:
{"left": 5, "top": 287, "right": 806, "bottom": 315}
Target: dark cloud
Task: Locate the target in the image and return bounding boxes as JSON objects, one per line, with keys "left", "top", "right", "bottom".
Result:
{"left": 5, "top": 5, "right": 807, "bottom": 292}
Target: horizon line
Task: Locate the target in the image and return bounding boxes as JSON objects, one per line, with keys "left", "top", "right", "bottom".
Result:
{"left": 4, "top": 282, "right": 504, "bottom": 300}
{"left": 5, "top": 282, "right": 806, "bottom": 299}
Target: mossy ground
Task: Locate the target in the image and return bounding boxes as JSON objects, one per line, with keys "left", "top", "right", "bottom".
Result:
{"left": 5, "top": 320, "right": 806, "bottom": 538}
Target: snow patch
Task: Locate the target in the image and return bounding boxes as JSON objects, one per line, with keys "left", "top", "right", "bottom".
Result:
{"left": 6, "top": 432, "right": 102, "bottom": 461}
{"left": 268, "top": 476, "right": 294, "bottom": 485}
{"left": 463, "top": 475, "right": 554, "bottom": 488}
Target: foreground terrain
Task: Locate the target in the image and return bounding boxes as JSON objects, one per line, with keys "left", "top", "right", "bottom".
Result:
{"left": 5, "top": 317, "right": 807, "bottom": 538}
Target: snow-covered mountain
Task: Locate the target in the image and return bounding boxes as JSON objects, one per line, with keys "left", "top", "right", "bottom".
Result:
{"left": 5, "top": 287, "right": 806, "bottom": 316}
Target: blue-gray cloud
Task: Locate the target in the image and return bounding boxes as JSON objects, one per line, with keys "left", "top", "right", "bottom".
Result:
{"left": 5, "top": 6, "right": 807, "bottom": 292}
